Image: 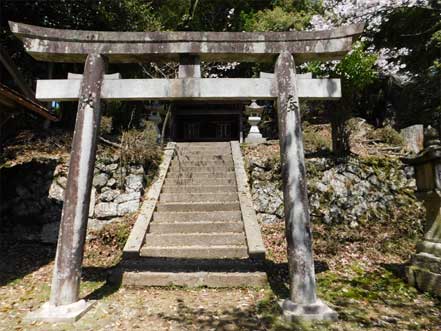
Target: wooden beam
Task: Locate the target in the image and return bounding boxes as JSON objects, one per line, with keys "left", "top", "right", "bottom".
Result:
{"left": 36, "top": 78, "right": 341, "bottom": 101}
{"left": 0, "top": 46, "right": 35, "bottom": 100}
{"left": 0, "top": 82, "right": 59, "bottom": 121}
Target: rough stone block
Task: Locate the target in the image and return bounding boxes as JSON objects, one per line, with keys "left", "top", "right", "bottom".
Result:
{"left": 106, "top": 178, "right": 117, "bottom": 188}
{"left": 118, "top": 200, "right": 140, "bottom": 216}
{"left": 125, "top": 174, "right": 144, "bottom": 192}
{"left": 407, "top": 265, "right": 441, "bottom": 298}
{"left": 48, "top": 181, "right": 64, "bottom": 202}
{"left": 93, "top": 173, "right": 109, "bottom": 189}
{"left": 114, "top": 191, "right": 141, "bottom": 204}
{"left": 401, "top": 124, "right": 424, "bottom": 154}
{"left": 94, "top": 202, "right": 118, "bottom": 219}
{"left": 99, "top": 189, "right": 121, "bottom": 202}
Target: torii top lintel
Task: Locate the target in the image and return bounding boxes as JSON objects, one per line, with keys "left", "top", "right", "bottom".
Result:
{"left": 9, "top": 21, "right": 364, "bottom": 63}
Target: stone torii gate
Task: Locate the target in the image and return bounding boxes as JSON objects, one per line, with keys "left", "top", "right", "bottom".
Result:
{"left": 10, "top": 21, "right": 364, "bottom": 322}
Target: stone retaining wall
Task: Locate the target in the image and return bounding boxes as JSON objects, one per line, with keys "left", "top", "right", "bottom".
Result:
{"left": 244, "top": 147, "right": 423, "bottom": 228}
{"left": 1, "top": 153, "right": 149, "bottom": 243}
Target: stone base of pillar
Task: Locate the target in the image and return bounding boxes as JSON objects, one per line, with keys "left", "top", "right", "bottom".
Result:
{"left": 280, "top": 299, "right": 338, "bottom": 322}
{"left": 25, "top": 300, "right": 95, "bottom": 323}
{"left": 245, "top": 135, "right": 266, "bottom": 144}
{"left": 407, "top": 244, "right": 441, "bottom": 298}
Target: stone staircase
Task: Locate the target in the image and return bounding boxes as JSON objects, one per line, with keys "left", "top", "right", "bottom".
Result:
{"left": 119, "top": 142, "right": 267, "bottom": 288}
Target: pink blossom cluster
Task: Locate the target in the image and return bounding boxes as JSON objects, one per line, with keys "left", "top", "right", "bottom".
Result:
{"left": 311, "top": 0, "right": 429, "bottom": 80}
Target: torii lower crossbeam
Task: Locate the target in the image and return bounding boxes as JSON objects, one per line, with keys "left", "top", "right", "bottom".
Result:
{"left": 36, "top": 78, "right": 341, "bottom": 101}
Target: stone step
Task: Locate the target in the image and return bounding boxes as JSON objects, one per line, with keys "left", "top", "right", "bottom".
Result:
{"left": 120, "top": 271, "right": 267, "bottom": 288}
{"left": 175, "top": 152, "right": 231, "bottom": 158}
{"left": 164, "top": 178, "right": 236, "bottom": 186}
{"left": 140, "top": 245, "right": 249, "bottom": 259}
{"left": 176, "top": 145, "right": 231, "bottom": 150}
{"left": 144, "top": 233, "right": 246, "bottom": 246}
{"left": 171, "top": 160, "right": 234, "bottom": 167}
{"left": 175, "top": 152, "right": 232, "bottom": 158}
{"left": 159, "top": 192, "right": 238, "bottom": 202}
{"left": 172, "top": 155, "right": 233, "bottom": 162}
{"left": 166, "top": 172, "right": 236, "bottom": 179}
{"left": 169, "top": 166, "right": 235, "bottom": 172}
{"left": 153, "top": 211, "right": 242, "bottom": 222}
{"left": 120, "top": 257, "right": 264, "bottom": 272}
{"left": 149, "top": 221, "right": 243, "bottom": 233}
{"left": 156, "top": 202, "right": 240, "bottom": 212}
{"left": 177, "top": 142, "right": 230, "bottom": 146}
{"left": 161, "top": 185, "right": 237, "bottom": 193}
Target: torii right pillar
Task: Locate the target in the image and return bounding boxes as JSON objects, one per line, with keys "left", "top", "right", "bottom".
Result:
{"left": 275, "top": 51, "right": 338, "bottom": 321}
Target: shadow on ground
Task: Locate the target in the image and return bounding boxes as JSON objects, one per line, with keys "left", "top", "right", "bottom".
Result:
{"left": 265, "top": 259, "right": 329, "bottom": 298}
{"left": 0, "top": 240, "right": 56, "bottom": 286}
{"left": 158, "top": 297, "right": 287, "bottom": 331}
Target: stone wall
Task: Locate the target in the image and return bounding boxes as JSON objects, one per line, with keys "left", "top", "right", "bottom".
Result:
{"left": 1, "top": 153, "right": 148, "bottom": 243}
{"left": 244, "top": 145, "right": 423, "bottom": 228}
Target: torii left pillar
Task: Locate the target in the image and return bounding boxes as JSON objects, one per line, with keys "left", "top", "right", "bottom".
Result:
{"left": 26, "top": 53, "right": 106, "bottom": 323}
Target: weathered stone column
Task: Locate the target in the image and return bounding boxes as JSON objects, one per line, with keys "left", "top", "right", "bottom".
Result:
{"left": 275, "top": 51, "right": 337, "bottom": 321}
{"left": 26, "top": 53, "right": 106, "bottom": 323}
{"left": 406, "top": 126, "right": 441, "bottom": 298}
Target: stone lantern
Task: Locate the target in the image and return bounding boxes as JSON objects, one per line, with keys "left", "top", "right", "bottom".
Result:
{"left": 147, "top": 102, "right": 164, "bottom": 143}
{"left": 405, "top": 126, "right": 441, "bottom": 297}
{"left": 244, "top": 100, "right": 266, "bottom": 144}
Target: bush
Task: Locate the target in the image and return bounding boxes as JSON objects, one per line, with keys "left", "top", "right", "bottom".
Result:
{"left": 367, "top": 126, "right": 404, "bottom": 146}
{"left": 119, "top": 120, "right": 162, "bottom": 175}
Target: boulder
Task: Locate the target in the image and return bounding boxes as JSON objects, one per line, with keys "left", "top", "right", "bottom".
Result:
{"left": 56, "top": 176, "right": 68, "bottom": 188}
{"left": 258, "top": 213, "right": 279, "bottom": 224}
{"left": 105, "top": 163, "right": 119, "bottom": 172}
{"left": 94, "top": 202, "right": 118, "bottom": 219}
{"left": 118, "top": 200, "right": 140, "bottom": 216}
{"left": 106, "top": 178, "right": 117, "bottom": 188}
{"left": 48, "top": 181, "right": 64, "bottom": 202}
{"left": 125, "top": 174, "right": 144, "bottom": 192}
{"left": 99, "top": 189, "right": 120, "bottom": 202}
{"left": 401, "top": 124, "right": 424, "bottom": 154}
{"left": 114, "top": 191, "right": 141, "bottom": 204}
{"left": 93, "top": 173, "right": 109, "bottom": 189}
{"left": 129, "top": 165, "right": 144, "bottom": 175}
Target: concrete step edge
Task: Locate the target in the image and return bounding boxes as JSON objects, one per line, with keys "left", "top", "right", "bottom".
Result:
{"left": 140, "top": 246, "right": 249, "bottom": 259}
{"left": 148, "top": 222, "right": 244, "bottom": 233}
{"left": 120, "top": 271, "right": 268, "bottom": 288}
{"left": 145, "top": 232, "right": 245, "bottom": 238}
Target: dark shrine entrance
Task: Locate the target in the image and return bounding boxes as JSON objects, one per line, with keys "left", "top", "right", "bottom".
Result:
{"left": 173, "top": 114, "right": 240, "bottom": 142}
{"left": 170, "top": 103, "right": 243, "bottom": 142}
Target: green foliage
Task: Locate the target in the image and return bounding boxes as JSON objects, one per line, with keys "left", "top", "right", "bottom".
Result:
{"left": 336, "top": 42, "right": 378, "bottom": 91}
{"left": 429, "top": 29, "right": 441, "bottom": 48}
{"left": 97, "top": 0, "right": 162, "bottom": 31}
{"left": 306, "top": 42, "right": 378, "bottom": 92}
{"left": 241, "top": 6, "right": 313, "bottom": 31}
{"left": 272, "top": 0, "right": 323, "bottom": 12}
